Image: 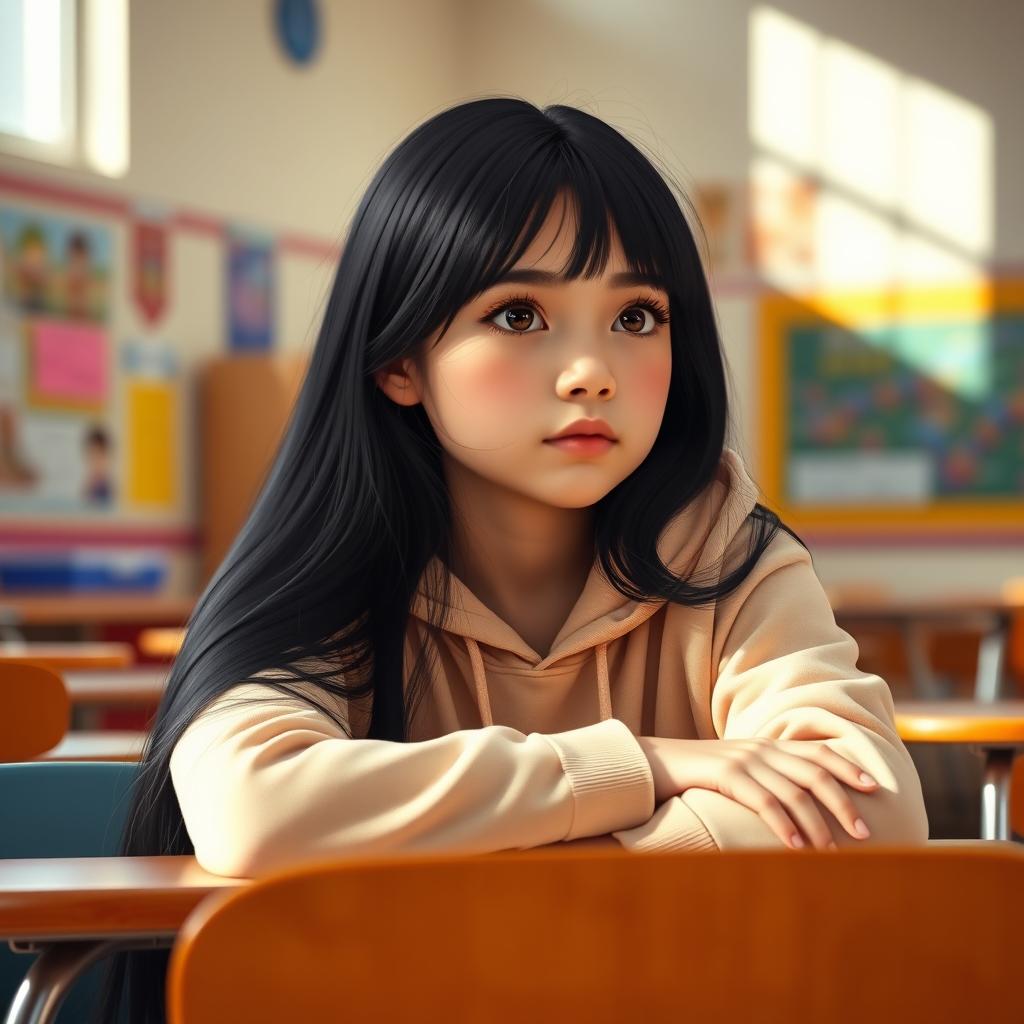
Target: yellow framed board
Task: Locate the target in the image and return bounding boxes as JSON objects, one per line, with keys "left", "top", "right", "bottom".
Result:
{"left": 757, "top": 279, "right": 1024, "bottom": 541}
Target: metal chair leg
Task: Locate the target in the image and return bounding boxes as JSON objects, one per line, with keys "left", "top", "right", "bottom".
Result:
{"left": 4, "top": 939, "right": 114, "bottom": 1024}
{"left": 977, "top": 747, "right": 1014, "bottom": 841}
{"left": 4, "top": 936, "right": 172, "bottom": 1024}
{"left": 974, "top": 613, "right": 1011, "bottom": 703}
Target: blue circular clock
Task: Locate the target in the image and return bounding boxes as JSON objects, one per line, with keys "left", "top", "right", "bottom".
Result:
{"left": 275, "top": 0, "right": 321, "bottom": 66}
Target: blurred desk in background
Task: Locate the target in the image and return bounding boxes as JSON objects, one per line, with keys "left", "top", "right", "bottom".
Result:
{"left": 138, "top": 627, "right": 185, "bottom": 659}
{"left": 36, "top": 731, "right": 148, "bottom": 762}
{"left": 895, "top": 699, "right": 1024, "bottom": 841}
{"left": 63, "top": 667, "right": 168, "bottom": 707}
{"left": 0, "top": 642, "right": 134, "bottom": 671}
{"left": 828, "top": 584, "right": 1024, "bottom": 703}
{"left": 0, "top": 593, "right": 196, "bottom": 629}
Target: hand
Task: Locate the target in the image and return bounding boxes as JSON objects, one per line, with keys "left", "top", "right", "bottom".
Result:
{"left": 637, "top": 735, "right": 879, "bottom": 851}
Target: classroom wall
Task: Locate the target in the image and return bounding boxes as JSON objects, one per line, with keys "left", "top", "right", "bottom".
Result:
{"left": 453, "top": 0, "right": 1024, "bottom": 598}
{"left": 1, "top": 0, "right": 1019, "bottom": 599}
{"left": 0, "top": 0, "right": 463, "bottom": 594}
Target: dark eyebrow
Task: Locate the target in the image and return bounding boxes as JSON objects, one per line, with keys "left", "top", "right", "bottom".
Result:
{"left": 485, "top": 269, "right": 668, "bottom": 291}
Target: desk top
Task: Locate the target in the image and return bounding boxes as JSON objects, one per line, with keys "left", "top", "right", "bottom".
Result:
{"left": 37, "top": 731, "right": 148, "bottom": 761}
{"left": 0, "top": 593, "right": 196, "bottom": 626}
{"left": 829, "top": 592, "right": 1024, "bottom": 621}
{"left": 894, "top": 700, "right": 1024, "bottom": 742}
{"left": 0, "top": 642, "right": 135, "bottom": 669}
{"left": 138, "top": 627, "right": 185, "bottom": 659}
{"left": 0, "top": 842, "right": 1019, "bottom": 943}
{"left": 62, "top": 667, "right": 168, "bottom": 705}
{"left": 0, "top": 855, "right": 237, "bottom": 941}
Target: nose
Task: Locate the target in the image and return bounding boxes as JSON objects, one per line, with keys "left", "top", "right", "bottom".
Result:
{"left": 556, "top": 361, "right": 615, "bottom": 400}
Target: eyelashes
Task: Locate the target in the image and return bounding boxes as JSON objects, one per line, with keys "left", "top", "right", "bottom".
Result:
{"left": 478, "top": 291, "right": 671, "bottom": 337}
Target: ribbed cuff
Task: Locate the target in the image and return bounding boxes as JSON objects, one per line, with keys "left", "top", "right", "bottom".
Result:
{"left": 540, "top": 718, "right": 655, "bottom": 841}
{"left": 612, "top": 794, "right": 719, "bottom": 852}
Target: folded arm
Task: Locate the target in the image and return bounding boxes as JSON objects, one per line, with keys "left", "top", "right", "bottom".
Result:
{"left": 170, "top": 680, "right": 655, "bottom": 877}
{"left": 613, "top": 526, "right": 930, "bottom": 852}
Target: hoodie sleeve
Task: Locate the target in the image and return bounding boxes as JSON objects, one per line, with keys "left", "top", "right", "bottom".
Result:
{"left": 170, "top": 679, "right": 654, "bottom": 877}
{"left": 612, "top": 525, "right": 930, "bottom": 852}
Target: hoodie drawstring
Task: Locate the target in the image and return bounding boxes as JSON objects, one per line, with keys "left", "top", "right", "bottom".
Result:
{"left": 464, "top": 636, "right": 493, "bottom": 727}
{"left": 462, "top": 636, "right": 612, "bottom": 727}
{"left": 594, "top": 641, "right": 612, "bottom": 721}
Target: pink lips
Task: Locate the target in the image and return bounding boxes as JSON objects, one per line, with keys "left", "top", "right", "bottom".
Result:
{"left": 544, "top": 436, "right": 616, "bottom": 455}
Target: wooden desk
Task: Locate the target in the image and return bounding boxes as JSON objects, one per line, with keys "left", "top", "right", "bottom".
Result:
{"left": 62, "top": 668, "right": 167, "bottom": 707}
{"left": 0, "top": 643, "right": 134, "bottom": 671}
{"left": 0, "top": 594, "right": 195, "bottom": 627}
{"left": 0, "top": 855, "right": 236, "bottom": 1024}
{"left": 0, "top": 842, "right": 1016, "bottom": 1024}
{"left": 137, "top": 627, "right": 185, "bottom": 659}
{"left": 36, "top": 732, "right": 147, "bottom": 762}
{"left": 830, "top": 589, "right": 1024, "bottom": 703}
{"left": 895, "top": 699, "right": 1024, "bottom": 840}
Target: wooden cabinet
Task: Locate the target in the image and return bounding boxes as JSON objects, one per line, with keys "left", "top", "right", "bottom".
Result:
{"left": 199, "top": 354, "right": 309, "bottom": 586}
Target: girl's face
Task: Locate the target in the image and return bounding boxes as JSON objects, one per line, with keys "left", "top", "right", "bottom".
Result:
{"left": 375, "top": 199, "right": 673, "bottom": 510}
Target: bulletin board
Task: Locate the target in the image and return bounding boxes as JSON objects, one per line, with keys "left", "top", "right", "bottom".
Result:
{"left": 0, "top": 178, "right": 285, "bottom": 533}
{"left": 757, "top": 279, "right": 1024, "bottom": 540}
{"left": 0, "top": 202, "right": 182, "bottom": 520}
{"left": 0, "top": 165, "right": 337, "bottom": 595}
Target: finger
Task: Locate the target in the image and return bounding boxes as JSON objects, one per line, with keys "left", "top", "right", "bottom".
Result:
{"left": 718, "top": 767, "right": 808, "bottom": 850}
{"left": 745, "top": 762, "right": 837, "bottom": 850}
{"left": 782, "top": 741, "right": 879, "bottom": 792}
{"left": 764, "top": 749, "right": 871, "bottom": 842}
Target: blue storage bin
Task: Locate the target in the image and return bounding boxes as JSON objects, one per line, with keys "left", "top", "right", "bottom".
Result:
{"left": 0, "top": 550, "right": 168, "bottom": 593}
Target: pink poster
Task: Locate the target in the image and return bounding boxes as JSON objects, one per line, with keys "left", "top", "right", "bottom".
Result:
{"left": 30, "top": 318, "right": 108, "bottom": 407}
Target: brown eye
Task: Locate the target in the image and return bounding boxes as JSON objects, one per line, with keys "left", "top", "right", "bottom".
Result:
{"left": 617, "top": 308, "right": 650, "bottom": 334}
{"left": 480, "top": 291, "right": 670, "bottom": 337}
{"left": 491, "top": 305, "right": 543, "bottom": 333}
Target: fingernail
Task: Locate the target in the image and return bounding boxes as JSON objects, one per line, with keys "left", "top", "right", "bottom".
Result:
{"left": 859, "top": 773, "right": 876, "bottom": 786}
{"left": 828, "top": 840, "right": 838, "bottom": 850}
{"left": 854, "top": 818, "right": 871, "bottom": 839}
{"left": 790, "top": 834, "right": 805, "bottom": 848}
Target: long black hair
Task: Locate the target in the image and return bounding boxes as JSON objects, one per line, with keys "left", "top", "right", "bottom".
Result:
{"left": 93, "top": 96, "right": 808, "bottom": 1023}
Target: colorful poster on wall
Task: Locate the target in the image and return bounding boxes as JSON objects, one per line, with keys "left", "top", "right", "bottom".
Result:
{"left": 0, "top": 205, "right": 117, "bottom": 513}
{"left": 132, "top": 202, "right": 172, "bottom": 326}
{"left": 746, "top": 162, "right": 818, "bottom": 282}
{"left": 0, "top": 403, "right": 116, "bottom": 511}
{"left": 226, "top": 226, "right": 275, "bottom": 351}
{"left": 0, "top": 206, "right": 112, "bottom": 322}
{"left": 26, "top": 318, "right": 109, "bottom": 412}
{"left": 122, "top": 338, "right": 179, "bottom": 509}
{"left": 692, "top": 182, "right": 750, "bottom": 278}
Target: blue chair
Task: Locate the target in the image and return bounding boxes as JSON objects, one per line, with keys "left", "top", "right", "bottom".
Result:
{"left": 0, "top": 760, "right": 139, "bottom": 1024}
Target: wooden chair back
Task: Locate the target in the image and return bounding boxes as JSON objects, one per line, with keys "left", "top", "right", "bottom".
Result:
{"left": 1002, "top": 578, "right": 1024, "bottom": 836}
{"left": 168, "top": 845, "right": 1024, "bottom": 1023}
{"left": 0, "top": 661, "right": 69, "bottom": 761}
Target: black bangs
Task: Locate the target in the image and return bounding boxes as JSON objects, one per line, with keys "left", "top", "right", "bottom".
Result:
{"left": 361, "top": 100, "right": 686, "bottom": 369}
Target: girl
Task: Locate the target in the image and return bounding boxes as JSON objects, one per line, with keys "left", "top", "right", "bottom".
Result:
{"left": 96, "top": 97, "right": 928, "bottom": 1022}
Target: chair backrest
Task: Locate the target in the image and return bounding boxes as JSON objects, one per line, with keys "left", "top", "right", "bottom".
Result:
{"left": 167, "top": 845, "right": 1024, "bottom": 1023}
{"left": 0, "top": 761, "right": 139, "bottom": 1023}
{"left": 1005, "top": 576, "right": 1024, "bottom": 684}
{"left": 0, "top": 661, "right": 69, "bottom": 761}
{"left": 0, "top": 760, "right": 139, "bottom": 858}
{"left": 1003, "top": 577, "right": 1024, "bottom": 836}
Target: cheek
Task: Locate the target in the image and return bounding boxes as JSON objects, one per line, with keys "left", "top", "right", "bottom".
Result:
{"left": 445, "top": 348, "right": 532, "bottom": 409}
{"left": 637, "top": 350, "right": 672, "bottom": 404}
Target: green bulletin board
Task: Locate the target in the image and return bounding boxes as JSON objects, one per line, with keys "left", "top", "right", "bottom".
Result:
{"left": 757, "top": 280, "right": 1024, "bottom": 540}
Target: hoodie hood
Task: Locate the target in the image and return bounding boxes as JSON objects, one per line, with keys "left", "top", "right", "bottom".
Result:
{"left": 409, "top": 447, "right": 762, "bottom": 728}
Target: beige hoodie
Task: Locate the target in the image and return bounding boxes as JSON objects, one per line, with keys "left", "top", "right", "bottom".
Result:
{"left": 170, "top": 447, "right": 929, "bottom": 877}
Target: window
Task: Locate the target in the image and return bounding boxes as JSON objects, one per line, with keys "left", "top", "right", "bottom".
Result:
{"left": 0, "top": 0, "right": 129, "bottom": 177}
